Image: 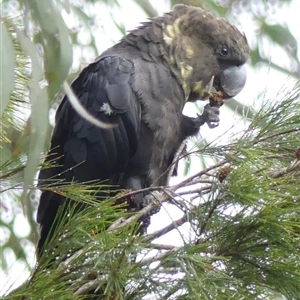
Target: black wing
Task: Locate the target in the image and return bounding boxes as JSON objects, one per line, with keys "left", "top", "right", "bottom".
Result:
{"left": 37, "top": 56, "right": 140, "bottom": 251}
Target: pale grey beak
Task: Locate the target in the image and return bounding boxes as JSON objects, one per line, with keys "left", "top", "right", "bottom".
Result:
{"left": 219, "top": 64, "right": 247, "bottom": 98}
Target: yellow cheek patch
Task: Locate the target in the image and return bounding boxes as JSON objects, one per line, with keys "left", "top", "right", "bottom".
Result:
{"left": 192, "top": 80, "right": 210, "bottom": 99}
{"left": 192, "top": 81, "right": 204, "bottom": 93}
{"left": 179, "top": 63, "right": 193, "bottom": 100}
{"left": 186, "top": 45, "right": 194, "bottom": 58}
{"left": 169, "top": 55, "right": 175, "bottom": 64}
{"left": 163, "top": 32, "right": 173, "bottom": 45}
{"left": 183, "top": 82, "right": 188, "bottom": 101}
{"left": 163, "top": 18, "right": 182, "bottom": 46}
{"left": 180, "top": 63, "right": 193, "bottom": 80}
{"left": 166, "top": 24, "right": 176, "bottom": 37}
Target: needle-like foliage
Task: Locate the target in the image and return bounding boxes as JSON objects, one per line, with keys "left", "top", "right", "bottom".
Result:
{"left": 4, "top": 83, "right": 300, "bottom": 299}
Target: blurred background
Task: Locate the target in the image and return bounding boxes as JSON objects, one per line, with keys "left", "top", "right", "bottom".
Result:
{"left": 0, "top": 0, "right": 299, "bottom": 294}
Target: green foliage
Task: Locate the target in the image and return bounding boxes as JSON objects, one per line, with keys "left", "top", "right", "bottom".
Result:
{"left": 1, "top": 0, "right": 300, "bottom": 299}
{"left": 1, "top": 2, "right": 73, "bottom": 280}
{"left": 0, "top": 22, "right": 15, "bottom": 117}
{"left": 3, "top": 83, "right": 300, "bottom": 299}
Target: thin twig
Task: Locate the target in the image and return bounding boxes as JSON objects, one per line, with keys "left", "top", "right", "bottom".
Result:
{"left": 196, "top": 191, "right": 222, "bottom": 244}
{"left": 172, "top": 160, "right": 227, "bottom": 190}
{"left": 268, "top": 158, "right": 300, "bottom": 178}
{"left": 58, "top": 249, "right": 84, "bottom": 270}
{"left": 190, "top": 189, "right": 211, "bottom": 201}
{"left": 111, "top": 185, "right": 165, "bottom": 204}
{"left": 107, "top": 190, "right": 171, "bottom": 231}
{"left": 160, "top": 190, "right": 188, "bottom": 244}
{"left": 74, "top": 274, "right": 107, "bottom": 295}
{"left": 147, "top": 243, "right": 177, "bottom": 250}
{"left": 176, "top": 185, "right": 212, "bottom": 196}
{"left": 145, "top": 213, "right": 189, "bottom": 242}
{"left": 137, "top": 247, "right": 179, "bottom": 267}
{"left": 255, "top": 128, "right": 299, "bottom": 145}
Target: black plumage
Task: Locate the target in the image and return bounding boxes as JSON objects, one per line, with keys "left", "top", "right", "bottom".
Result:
{"left": 37, "top": 5, "right": 249, "bottom": 253}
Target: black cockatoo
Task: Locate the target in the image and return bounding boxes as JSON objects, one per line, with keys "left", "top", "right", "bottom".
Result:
{"left": 37, "top": 5, "right": 249, "bottom": 253}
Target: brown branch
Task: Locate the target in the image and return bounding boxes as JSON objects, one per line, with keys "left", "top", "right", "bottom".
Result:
{"left": 144, "top": 213, "right": 189, "bottom": 242}
{"left": 147, "top": 243, "right": 177, "bottom": 250}
{"left": 112, "top": 185, "right": 165, "bottom": 203}
{"left": 58, "top": 249, "right": 84, "bottom": 269}
{"left": 137, "top": 247, "right": 179, "bottom": 267}
{"left": 108, "top": 162, "right": 223, "bottom": 233}
{"left": 177, "top": 184, "right": 213, "bottom": 195}
{"left": 108, "top": 189, "right": 171, "bottom": 231}
{"left": 74, "top": 274, "right": 107, "bottom": 295}
{"left": 268, "top": 158, "right": 300, "bottom": 178}
{"left": 191, "top": 189, "right": 211, "bottom": 201}
{"left": 172, "top": 160, "right": 227, "bottom": 190}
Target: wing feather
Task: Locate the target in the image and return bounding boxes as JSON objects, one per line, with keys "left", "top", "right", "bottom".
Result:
{"left": 37, "top": 56, "right": 140, "bottom": 250}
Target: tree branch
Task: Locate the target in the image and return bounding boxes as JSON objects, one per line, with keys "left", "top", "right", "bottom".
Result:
{"left": 268, "top": 158, "right": 300, "bottom": 178}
